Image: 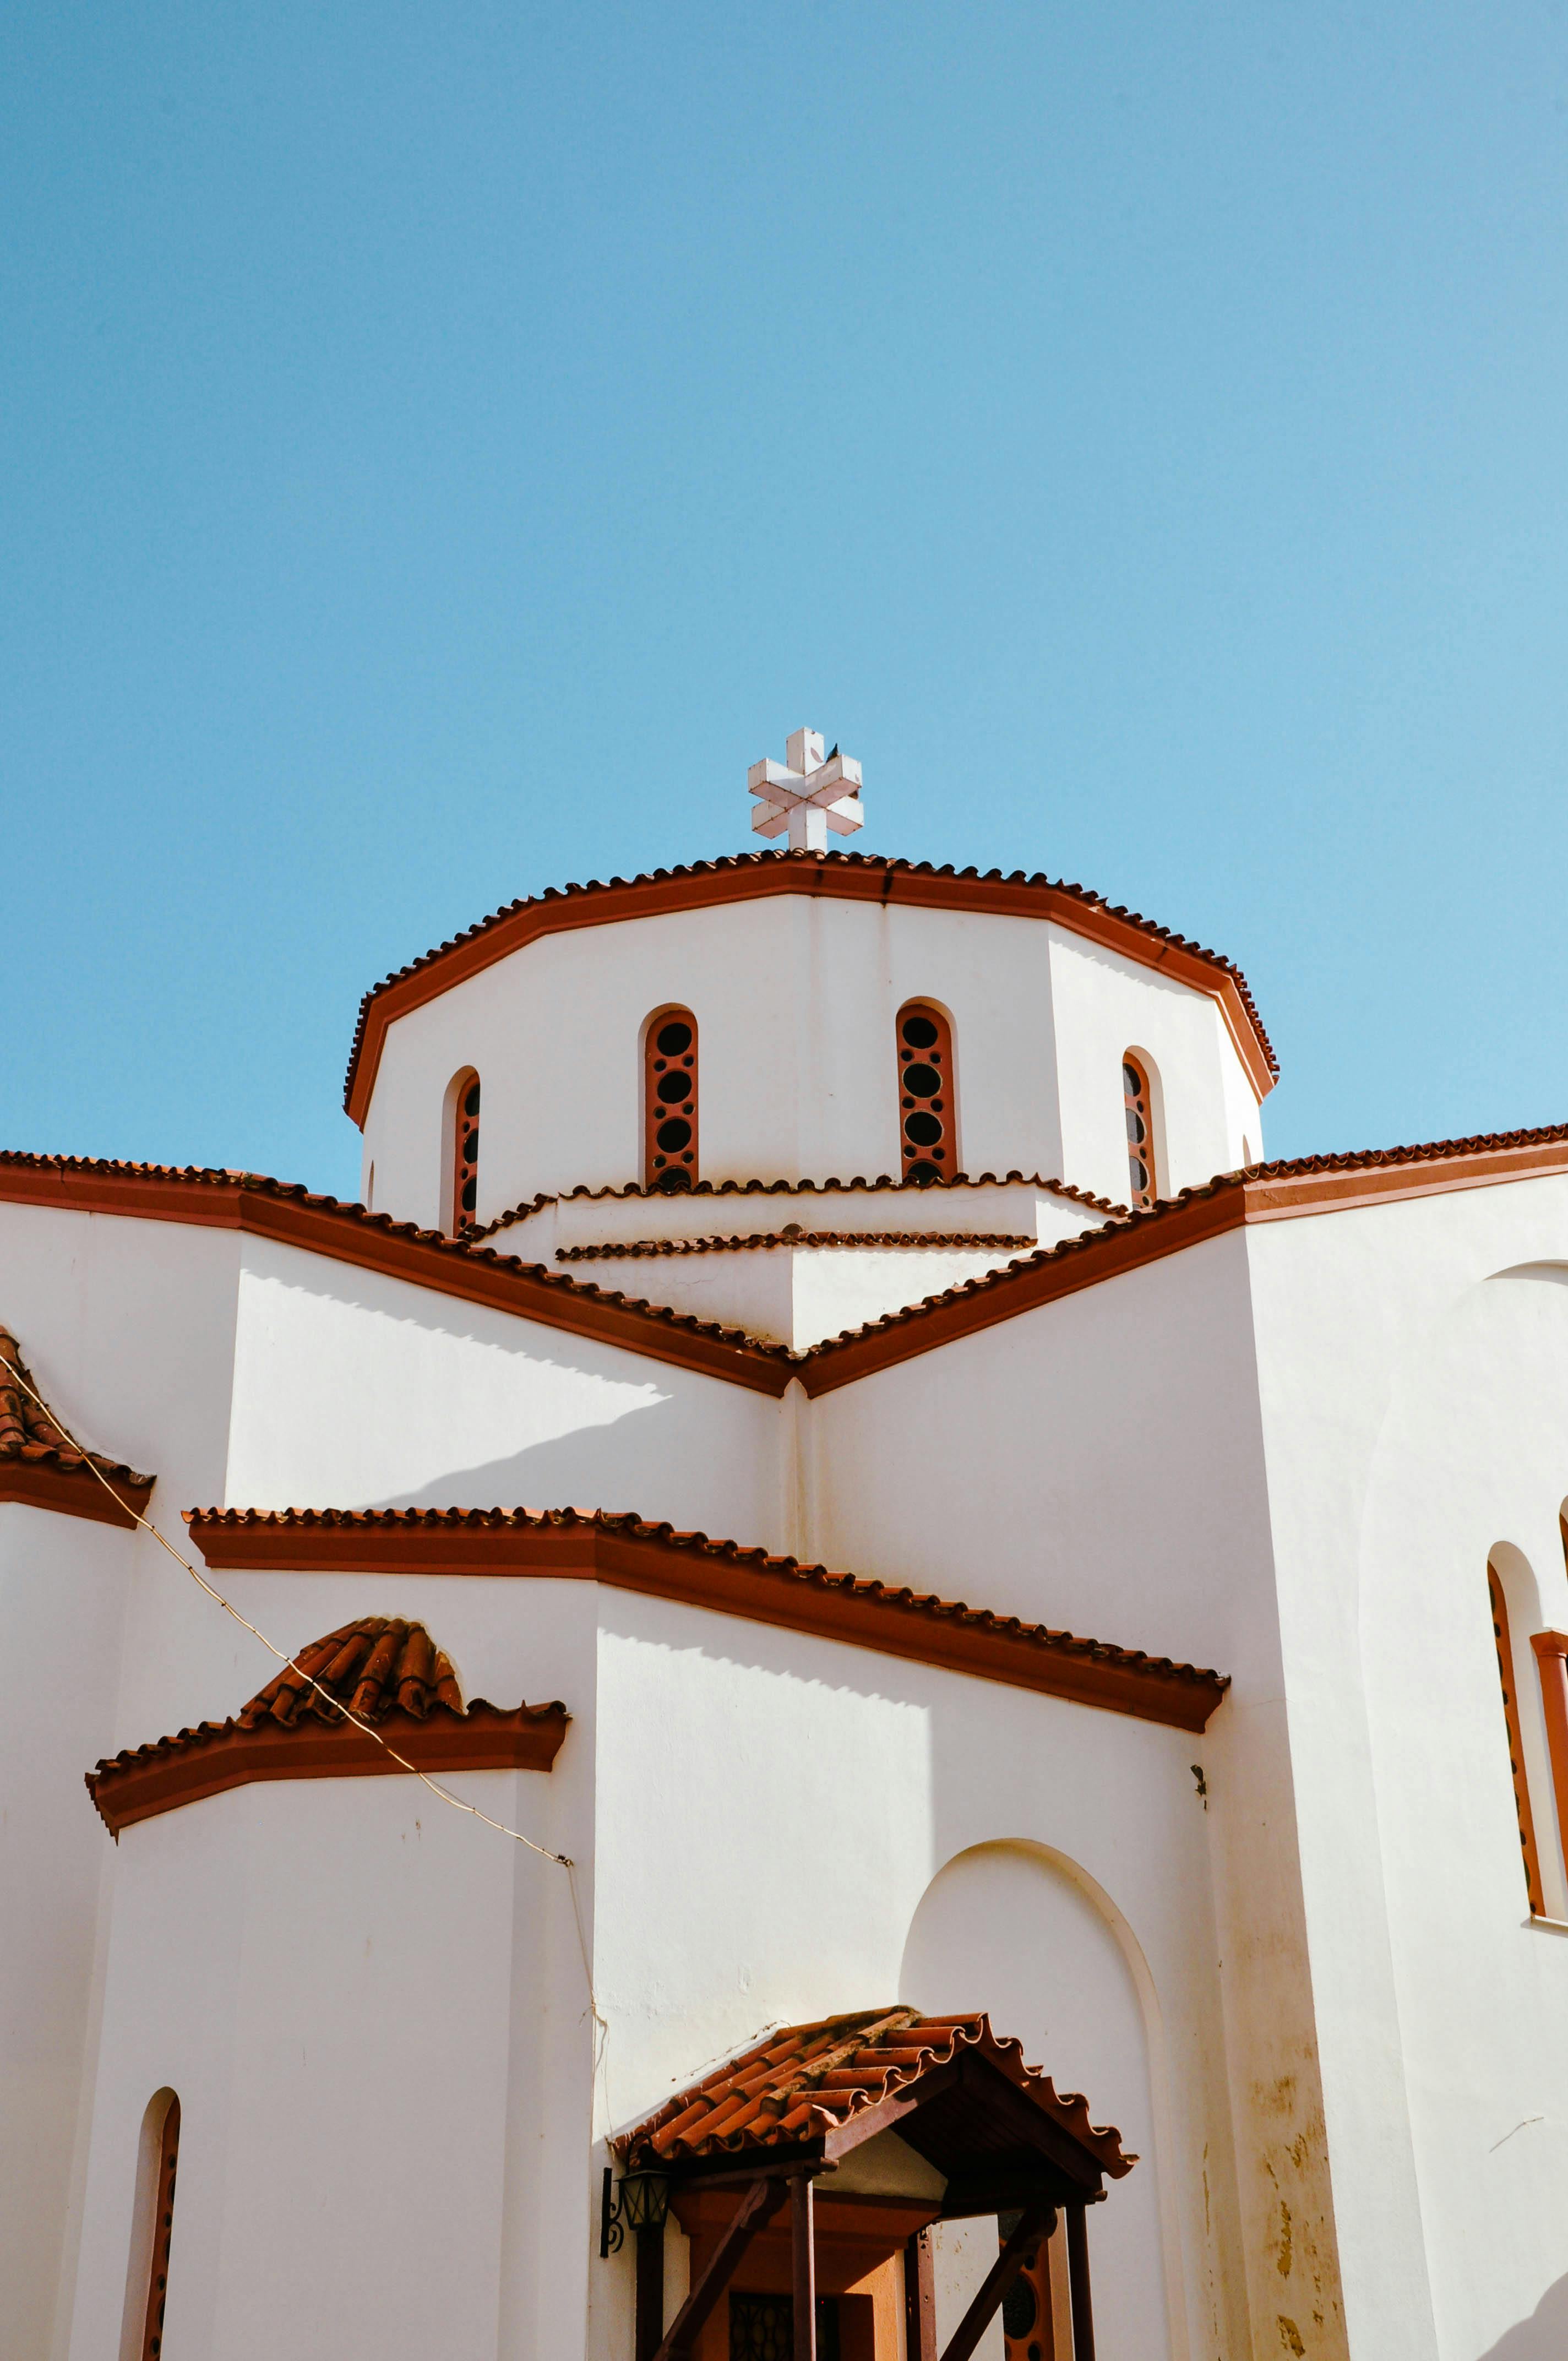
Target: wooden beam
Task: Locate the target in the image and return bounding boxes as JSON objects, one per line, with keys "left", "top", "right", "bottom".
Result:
{"left": 651, "top": 2178, "right": 783, "bottom": 2361}
{"left": 792, "top": 2174, "right": 817, "bottom": 2361}
{"left": 937, "top": 2204, "right": 1049, "bottom": 2361}
{"left": 1065, "top": 2205, "right": 1096, "bottom": 2361}
{"left": 634, "top": 2225, "right": 664, "bottom": 2361}
{"left": 903, "top": 2228, "right": 937, "bottom": 2361}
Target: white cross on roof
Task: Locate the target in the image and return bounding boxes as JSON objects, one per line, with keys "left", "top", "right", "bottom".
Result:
{"left": 748, "top": 727, "right": 864, "bottom": 852}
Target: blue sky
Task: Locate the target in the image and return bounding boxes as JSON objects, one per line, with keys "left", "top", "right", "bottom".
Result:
{"left": 6, "top": 4, "right": 1567, "bottom": 1199}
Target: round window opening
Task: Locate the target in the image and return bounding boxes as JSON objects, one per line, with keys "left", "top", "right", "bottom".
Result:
{"left": 657, "top": 1021, "right": 694, "bottom": 1059}
{"left": 656, "top": 1118, "right": 693, "bottom": 1154}
{"left": 902, "top": 1062, "right": 943, "bottom": 1098}
{"left": 901, "top": 1014, "right": 939, "bottom": 1050}
{"left": 904, "top": 1111, "right": 943, "bottom": 1147}
{"left": 656, "top": 1069, "right": 693, "bottom": 1105}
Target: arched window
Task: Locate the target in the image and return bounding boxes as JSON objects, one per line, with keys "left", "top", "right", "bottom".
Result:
{"left": 896, "top": 1003, "right": 956, "bottom": 1184}
{"left": 1489, "top": 1560, "right": 1545, "bottom": 1915}
{"left": 1123, "top": 1056, "right": 1157, "bottom": 1207}
{"left": 645, "top": 1009, "right": 698, "bottom": 1190}
{"left": 137, "top": 2093, "right": 179, "bottom": 2361}
{"left": 449, "top": 1070, "right": 480, "bottom": 1234}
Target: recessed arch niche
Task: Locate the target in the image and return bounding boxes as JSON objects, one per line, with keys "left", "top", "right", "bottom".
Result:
{"left": 898, "top": 1840, "right": 1178, "bottom": 2361}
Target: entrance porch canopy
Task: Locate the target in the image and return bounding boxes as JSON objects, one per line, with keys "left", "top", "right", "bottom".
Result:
{"left": 614, "top": 2006, "right": 1135, "bottom": 2361}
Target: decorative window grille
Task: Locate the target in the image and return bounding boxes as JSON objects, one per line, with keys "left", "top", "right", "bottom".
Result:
{"left": 1489, "top": 1562, "right": 1545, "bottom": 1914}
{"left": 645, "top": 1010, "right": 698, "bottom": 1190}
{"left": 729, "top": 2293, "right": 841, "bottom": 2360}
{"left": 451, "top": 1071, "right": 481, "bottom": 1233}
{"left": 139, "top": 2096, "right": 179, "bottom": 2361}
{"left": 896, "top": 1003, "right": 955, "bottom": 1183}
{"left": 1123, "top": 1057, "right": 1156, "bottom": 1207}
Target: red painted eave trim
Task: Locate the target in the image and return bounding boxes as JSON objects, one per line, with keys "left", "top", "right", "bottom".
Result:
{"left": 88, "top": 1703, "right": 570, "bottom": 1835}
{"left": 0, "top": 1459, "right": 153, "bottom": 1530}
{"left": 185, "top": 1513, "right": 1229, "bottom": 1734}
{"left": 344, "top": 859, "right": 1277, "bottom": 1126}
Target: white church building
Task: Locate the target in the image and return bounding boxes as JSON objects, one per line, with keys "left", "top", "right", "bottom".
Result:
{"left": 4, "top": 731, "right": 1567, "bottom": 2361}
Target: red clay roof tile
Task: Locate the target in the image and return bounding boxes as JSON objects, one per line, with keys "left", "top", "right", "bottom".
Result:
{"left": 616, "top": 2005, "right": 1134, "bottom": 2178}
{"left": 86, "top": 1614, "right": 570, "bottom": 1834}
{"left": 0, "top": 1324, "right": 152, "bottom": 1487}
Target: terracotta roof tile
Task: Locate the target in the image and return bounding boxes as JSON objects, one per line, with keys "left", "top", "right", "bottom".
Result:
{"left": 238, "top": 1615, "right": 465, "bottom": 1728}
{"left": 473, "top": 1170, "right": 1126, "bottom": 1239}
{"left": 184, "top": 1507, "right": 1230, "bottom": 1730}
{"left": 556, "top": 1231, "right": 1038, "bottom": 1263}
{"left": 616, "top": 2005, "right": 1134, "bottom": 2178}
{"left": 0, "top": 1324, "right": 151, "bottom": 1487}
{"left": 86, "top": 1614, "right": 570, "bottom": 1835}
{"left": 343, "top": 848, "right": 1277, "bottom": 1118}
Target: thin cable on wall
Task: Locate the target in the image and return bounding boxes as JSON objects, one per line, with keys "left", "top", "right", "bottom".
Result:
{"left": 5, "top": 1359, "right": 574, "bottom": 1870}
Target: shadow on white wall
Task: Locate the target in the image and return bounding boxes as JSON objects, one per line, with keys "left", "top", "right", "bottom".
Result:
{"left": 1479, "top": 2271, "right": 1568, "bottom": 2358}
{"left": 897, "top": 1838, "right": 1179, "bottom": 2361}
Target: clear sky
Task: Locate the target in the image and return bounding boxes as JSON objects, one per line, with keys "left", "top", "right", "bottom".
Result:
{"left": 6, "top": 4, "right": 1567, "bottom": 1201}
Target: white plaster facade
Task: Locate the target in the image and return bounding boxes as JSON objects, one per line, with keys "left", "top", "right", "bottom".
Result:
{"left": 3, "top": 822, "right": 1567, "bottom": 2361}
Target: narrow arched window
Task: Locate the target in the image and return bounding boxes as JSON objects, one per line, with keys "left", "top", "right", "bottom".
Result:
{"left": 138, "top": 2093, "right": 179, "bottom": 2361}
{"left": 1123, "top": 1056, "right": 1156, "bottom": 1207}
{"left": 896, "top": 1003, "right": 956, "bottom": 1183}
{"left": 645, "top": 1010, "right": 698, "bottom": 1190}
{"left": 449, "top": 1070, "right": 480, "bottom": 1234}
{"left": 1489, "top": 1561, "right": 1545, "bottom": 1915}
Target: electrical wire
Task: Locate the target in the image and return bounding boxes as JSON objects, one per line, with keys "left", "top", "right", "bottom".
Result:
{"left": 6, "top": 1357, "right": 574, "bottom": 1863}
{"left": 7, "top": 1352, "right": 612, "bottom": 2066}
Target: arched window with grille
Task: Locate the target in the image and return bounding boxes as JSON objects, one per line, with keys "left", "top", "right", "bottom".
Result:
{"left": 645, "top": 1009, "right": 698, "bottom": 1190}
{"left": 132, "top": 2092, "right": 179, "bottom": 2361}
{"left": 896, "top": 1003, "right": 956, "bottom": 1184}
{"left": 448, "top": 1069, "right": 480, "bottom": 1234}
{"left": 1123, "top": 1055, "right": 1157, "bottom": 1207}
{"left": 1489, "top": 1559, "right": 1545, "bottom": 1916}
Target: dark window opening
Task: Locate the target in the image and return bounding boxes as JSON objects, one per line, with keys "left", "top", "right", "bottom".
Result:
{"left": 1123, "top": 1057, "right": 1156, "bottom": 1207}
{"left": 897, "top": 1003, "right": 956, "bottom": 1184}
{"left": 450, "top": 1072, "right": 481, "bottom": 1233}
{"left": 139, "top": 2096, "right": 179, "bottom": 2361}
{"left": 645, "top": 1008, "right": 698, "bottom": 1190}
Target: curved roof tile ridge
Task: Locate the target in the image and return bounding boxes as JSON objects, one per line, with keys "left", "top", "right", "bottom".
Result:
{"left": 472, "top": 1168, "right": 1127, "bottom": 1239}
{"left": 342, "top": 847, "right": 1277, "bottom": 1117}
{"left": 85, "top": 1612, "right": 571, "bottom": 1834}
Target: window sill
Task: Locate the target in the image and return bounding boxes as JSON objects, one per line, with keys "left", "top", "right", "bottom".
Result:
{"left": 1526, "top": 1914, "right": 1568, "bottom": 1935}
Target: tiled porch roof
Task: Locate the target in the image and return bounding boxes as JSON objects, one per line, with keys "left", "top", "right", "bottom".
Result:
{"left": 617, "top": 2005, "right": 1134, "bottom": 2179}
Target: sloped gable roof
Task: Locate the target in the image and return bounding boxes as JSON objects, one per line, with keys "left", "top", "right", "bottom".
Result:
{"left": 616, "top": 2004, "right": 1134, "bottom": 2179}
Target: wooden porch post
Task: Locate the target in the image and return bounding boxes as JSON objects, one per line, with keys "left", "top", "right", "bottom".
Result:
{"left": 792, "top": 2173, "right": 817, "bottom": 2361}
{"left": 634, "top": 2224, "right": 665, "bottom": 2361}
{"left": 903, "top": 2228, "right": 937, "bottom": 2361}
{"left": 651, "top": 2178, "right": 786, "bottom": 2361}
{"left": 1064, "top": 2205, "right": 1095, "bottom": 2361}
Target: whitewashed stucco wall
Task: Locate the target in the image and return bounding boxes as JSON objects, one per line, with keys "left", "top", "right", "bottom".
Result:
{"left": 358, "top": 891, "right": 1261, "bottom": 1231}
{"left": 1247, "top": 1177, "right": 1568, "bottom": 2361}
